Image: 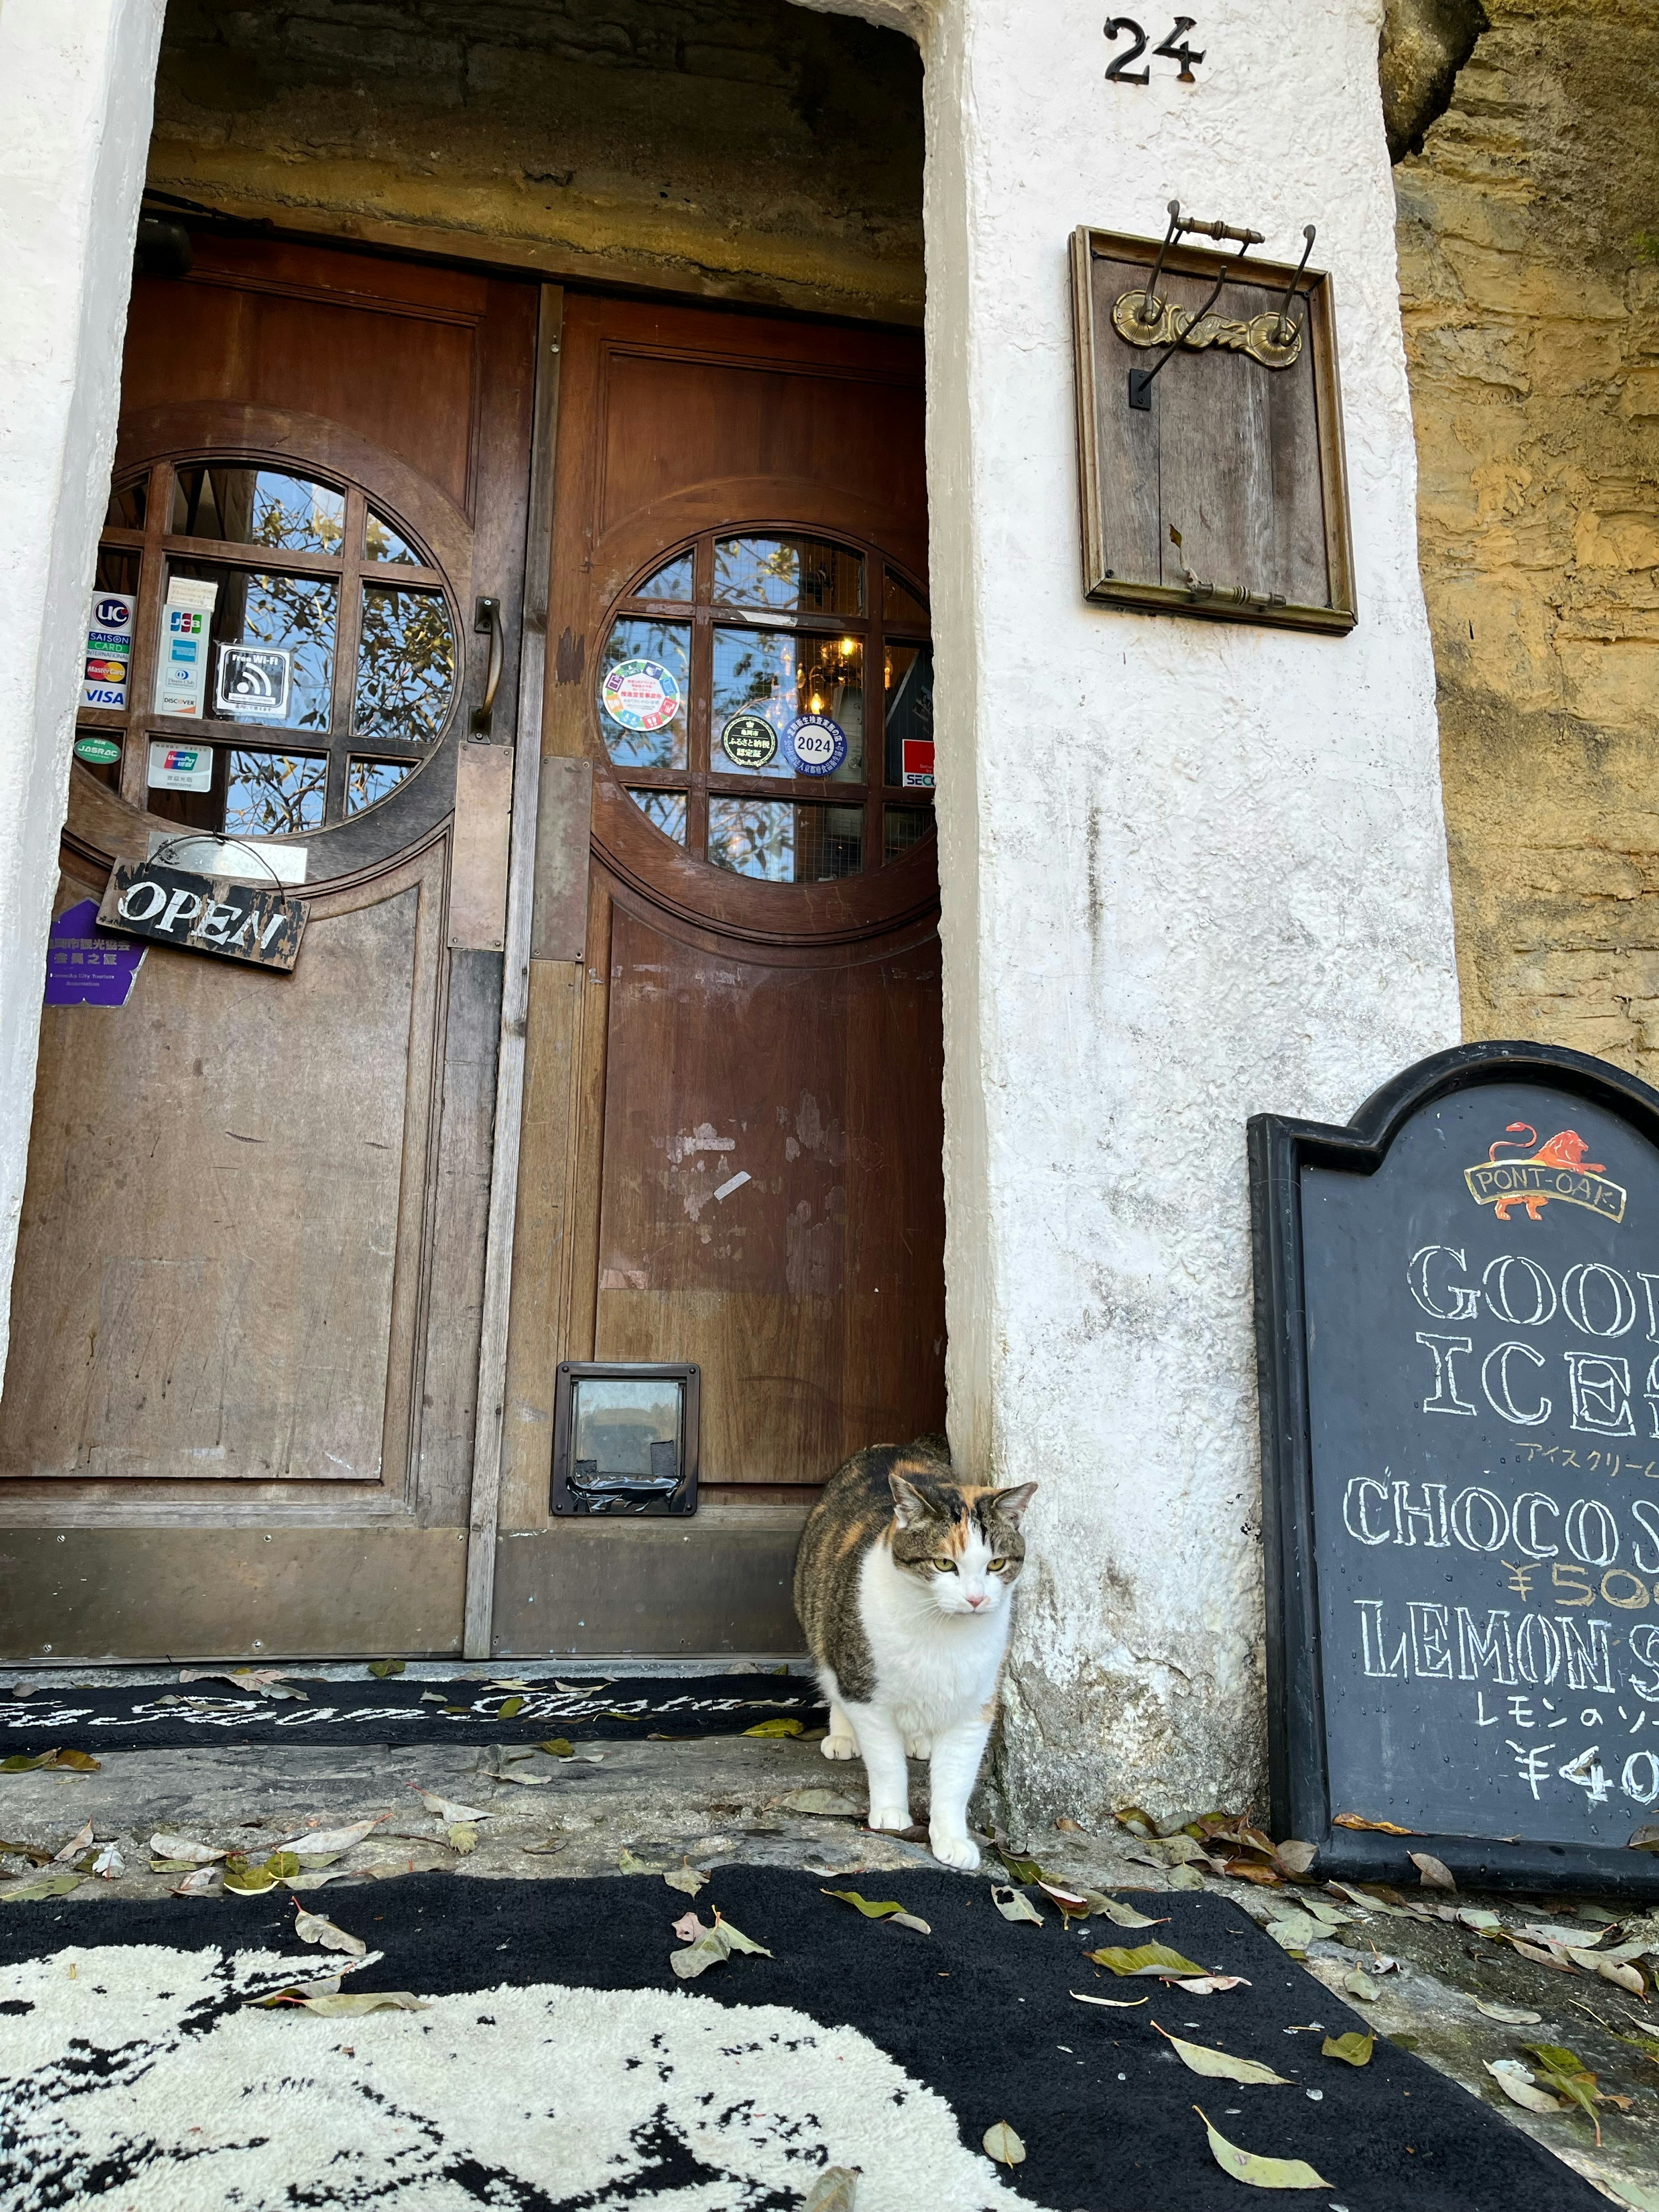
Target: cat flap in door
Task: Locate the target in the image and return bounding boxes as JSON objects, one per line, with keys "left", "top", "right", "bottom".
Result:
{"left": 550, "top": 1362, "right": 701, "bottom": 1518}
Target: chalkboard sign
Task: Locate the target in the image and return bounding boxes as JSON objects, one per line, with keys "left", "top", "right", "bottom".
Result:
{"left": 1252, "top": 1042, "right": 1659, "bottom": 1896}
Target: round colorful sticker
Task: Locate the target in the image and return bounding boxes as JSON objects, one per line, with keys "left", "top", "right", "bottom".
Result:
{"left": 601, "top": 658, "right": 682, "bottom": 733}
{"left": 73, "top": 735, "right": 122, "bottom": 766}
{"left": 721, "top": 712, "right": 779, "bottom": 769}
{"left": 785, "top": 713, "right": 848, "bottom": 777}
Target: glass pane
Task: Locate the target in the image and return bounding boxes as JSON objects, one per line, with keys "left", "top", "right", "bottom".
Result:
{"left": 884, "top": 569, "right": 929, "bottom": 627}
{"left": 635, "top": 551, "right": 694, "bottom": 601}
{"left": 93, "top": 547, "right": 140, "bottom": 595}
{"left": 626, "top": 788, "right": 688, "bottom": 843}
{"left": 884, "top": 640, "right": 934, "bottom": 787}
{"left": 172, "top": 467, "right": 345, "bottom": 556}
{"left": 365, "top": 509, "right": 420, "bottom": 565}
{"left": 884, "top": 806, "right": 934, "bottom": 864}
{"left": 570, "top": 1375, "right": 683, "bottom": 1497}
{"left": 168, "top": 561, "right": 337, "bottom": 733}
{"left": 708, "top": 798, "right": 862, "bottom": 883}
{"left": 346, "top": 759, "right": 416, "bottom": 814}
{"left": 713, "top": 536, "right": 863, "bottom": 617}
{"left": 597, "top": 617, "right": 690, "bottom": 770}
{"left": 712, "top": 628, "right": 863, "bottom": 782}
{"left": 354, "top": 585, "right": 456, "bottom": 744}
{"left": 105, "top": 480, "right": 146, "bottom": 531}
{"left": 222, "top": 750, "right": 327, "bottom": 836}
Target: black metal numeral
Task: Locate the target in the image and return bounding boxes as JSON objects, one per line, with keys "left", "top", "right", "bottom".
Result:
{"left": 1154, "top": 16, "right": 1205, "bottom": 81}
{"left": 1104, "top": 17, "right": 1150, "bottom": 83}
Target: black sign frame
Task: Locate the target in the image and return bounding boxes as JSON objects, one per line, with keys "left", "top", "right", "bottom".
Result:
{"left": 1251, "top": 1039, "right": 1659, "bottom": 1897}
{"left": 97, "top": 861, "right": 305, "bottom": 973}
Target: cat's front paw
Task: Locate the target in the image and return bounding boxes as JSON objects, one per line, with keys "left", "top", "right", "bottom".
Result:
{"left": 903, "top": 1735, "right": 932, "bottom": 1761}
{"left": 866, "top": 1806, "right": 913, "bottom": 1833}
{"left": 820, "top": 1730, "right": 859, "bottom": 1762}
{"left": 929, "top": 1829, "right": 980, "bottom": 1872}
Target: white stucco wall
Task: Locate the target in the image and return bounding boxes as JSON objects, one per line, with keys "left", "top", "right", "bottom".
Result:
{"left": 0, "top": 0, "right": 165, "bottom": 1381}
{"left": 815, "top": 0, "right": 1462, "bottom": 1823}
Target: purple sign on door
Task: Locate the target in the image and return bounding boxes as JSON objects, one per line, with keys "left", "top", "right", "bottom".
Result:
{"left": 44, "top": 898, "right": 145, "bottom": 1007}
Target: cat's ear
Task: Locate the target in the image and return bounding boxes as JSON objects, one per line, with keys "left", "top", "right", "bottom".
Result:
{"left": 988, "top": 1481, "right": 1038, "bottom": 1525}
{"left": 889, "top": 1473, "right": 934, "bottom": 1528}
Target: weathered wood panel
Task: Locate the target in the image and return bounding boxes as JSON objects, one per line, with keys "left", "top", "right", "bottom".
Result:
{"left": 0, "top": 874, "right": 426, "bottom": 1485}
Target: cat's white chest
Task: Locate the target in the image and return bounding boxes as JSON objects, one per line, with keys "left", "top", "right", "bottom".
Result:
{"left": 856, "top": 1546, "right": 1009, "bottom": 1728}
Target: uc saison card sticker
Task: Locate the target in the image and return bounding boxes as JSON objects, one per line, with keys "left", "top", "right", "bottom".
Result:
{"left": 82, "top": 590, "right": 134, "bottom": 710}
{"left": 785, "top": 712, "right": 847, "bottom": 777}
{"left": 602, "top": 658, "right": 681, "bottom": 732}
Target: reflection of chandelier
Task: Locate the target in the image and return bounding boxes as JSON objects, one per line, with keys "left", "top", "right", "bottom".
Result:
{"left": 804, "top": 638, "right": 859, "bottom": 715}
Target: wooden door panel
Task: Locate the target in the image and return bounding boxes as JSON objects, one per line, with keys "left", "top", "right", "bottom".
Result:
{"left": 591, "top": 898, "right": 944, "bottom": 1484}
{"left": 0, "top": 850, "right": 442, "bottom": 1490}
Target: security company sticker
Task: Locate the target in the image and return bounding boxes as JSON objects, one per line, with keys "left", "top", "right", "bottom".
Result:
{"left": 147, "top": 741, "right": 213, "bottom": 794}
{"left": 215, "top": 643, "right": 292, "bottom": 721}
{"left": 785, "top": 713, "right": 847, "bottom": 777}
{"left": 83, "top": 590, "right": 134, "bottom": 710}
{"left": 721, "top": 712, "right": 779, "bottom": 769}
{"left": 901, "top": 737, "right": 935, "bottom": 789}
{"left": 602, "top": 658, "right": 681, "bottom": 732}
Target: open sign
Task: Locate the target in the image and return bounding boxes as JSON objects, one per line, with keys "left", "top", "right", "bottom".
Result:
{"left": 96, "top": 861, "right": 305, "bottom": 972}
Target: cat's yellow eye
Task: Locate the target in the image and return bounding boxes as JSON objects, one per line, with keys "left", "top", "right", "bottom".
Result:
{"left": 931, "top": 1556, "right": 958, "bottom": 1573}
{"left": 990, "top": 1557, "right": 1011, "bottom": 1571}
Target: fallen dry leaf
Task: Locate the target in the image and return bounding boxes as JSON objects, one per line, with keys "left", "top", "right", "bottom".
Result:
{"left": 410, "top": 1787, "right": 490, "bottom": 1824}
{"left": 89, "top": 1843, "right": 123, "bottom": 1880}
{"left": 497, "top": 1697, "right": 526, "bottom": 1720}
{"left": 1165, "top": 1864, "right": 1207, "bottom": 1891}
{"left": 1085, "top": 1942, "right": 1208, "bottom": 1979}
{"left": 1408, "top": 1851, "right": 1456, "bottom": 1891}
{"left": 670, "top": 1912, "right": 772, "bottom": 1979}
{"left": 1332, "top": 1812, "right": 1417, "bottom": 1834}
{"left": 1274, "top": 1840, "right": 1319, "bottom": 1876}
{"left": 446, "top": 1824, "right": 478, "bottom": 1855}
{"left": 536, "top": 1739, "right": 575, "bottom": 1758}
{"left": 1070, "top": 1990, "right": 1150, "bottom": 2009}
{"left": 294, "top": 1907, "right": 367, "bottom": 1957}
{"left": 664, "top": 1863, "right": 707, "bottom": 1896}
{"left": 0, "top": 1873, "right": 83, "bottom": 1903}
{"left": 991, "top": 1885, "right": 1045, "bottom": 1927}
{"left": 52, "top": 1822, "right": 94, "bottom": 1864}
{"left": 1055, "top": 1817, "right": 1083, "bottom": 1833}
{"left": 276, "top": 1819, "right": 385, "bottom": 1859}
{"left": 495, "top": 1769, "right": 555, "bottom": 1788}
{"left": 982, "top": 2121, "right": 1025, "bottom": 2168}
{"left": 1036, "top": 1878, "right": 1090, "bottom": 1919}
{"left": 1474, "top": 1999, "right": 1541, "bottom": 2025}
{"left": 618, "top": 1848, "right": 661, "bottom": 1875}
{"left": 366, "top": 1659, "right": 406, "bottom": 1678}
{"left": 259, "top": 1989, "right": 427, "bottom": 2015}
{"left": 995, "top": 1848, "right": 1045, "bottom": 1885}
{"left": 179, "top": 1666, "right": 305, "bottom": 1700}
{"left": 1486, "top": 2058, "right": 1563, "bottom": 2115}
{"left": 1342, "top": 1969, "right": 1381, "bottom": 2002}
{"left": 1174, "top": 1976, "right": 1252, "bottom": 1995}
{"left": 802, "top": 2168, "right": 858, "bottom": 2212}
{"left": 1, "top": 1750, "right": 100, "bottom": 1773}
{"left": 1195, "top": 2107, "right": 1330, "bottom": 2190}
{"left": 150, "top": 1833, "right": 226, "bottom": 1865}
{"left": 822, "top": 1888, "right": 928, "bottom": 1931}
{"left": 1114, "top": 1805, "right": 1160, "bottom": 1837}
{"left": 171, "top": 1867, "right": 218, "bottom": 1897}
{"left": 769, "top": 1788, "right": 863, "bottom": 1818}
{"left": 741, "top": 1717, "right": 803, "bottom": 1738}
{"left": 1322, "top": 2031, "right": 1373, "bottom": 2067}
{"left": 1155, "top": 2022, "right": 1290, "bottom": 2084}
{"left": 672, "top": 1910, "right": 706, "bottom": 1943}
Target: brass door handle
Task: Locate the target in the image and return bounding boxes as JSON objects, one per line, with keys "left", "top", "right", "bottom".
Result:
{"left": 471, "top": 596, "right": 503, "bottom": 734}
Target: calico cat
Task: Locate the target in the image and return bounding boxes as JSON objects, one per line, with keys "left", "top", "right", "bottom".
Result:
{"left": 793, "top": 1435, "right": 1037, "bottom": 1871}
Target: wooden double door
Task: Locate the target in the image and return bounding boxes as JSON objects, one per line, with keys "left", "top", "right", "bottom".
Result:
{"left": 0, "top": 243, "right": 942, "bottom": 1660}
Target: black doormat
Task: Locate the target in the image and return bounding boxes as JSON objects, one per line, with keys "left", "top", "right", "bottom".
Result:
{"left": 0, "top": 1674, "right": 825, "bottom": 1755}
{"left": 0, "top": 1867, "right": 1603, "bottom": 2210}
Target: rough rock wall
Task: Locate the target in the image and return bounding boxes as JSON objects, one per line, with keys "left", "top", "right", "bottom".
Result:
{"left": 1399, "top": 1, "right": 1659, "bottom": 1070}
{"left": 148, "top": 0, "right": 924, "bottom": 321}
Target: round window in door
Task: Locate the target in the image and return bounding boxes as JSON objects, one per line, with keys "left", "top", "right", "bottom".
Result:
{"left": 594, "top": 532, "right": 934, "bottom": 880}
{"left": 80, "top": 456, "right": 461, "bottom": 835}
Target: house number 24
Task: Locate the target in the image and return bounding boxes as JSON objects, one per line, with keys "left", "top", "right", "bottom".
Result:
{"left": 1105, "top": 16, "right": 1205, "bottom": 83}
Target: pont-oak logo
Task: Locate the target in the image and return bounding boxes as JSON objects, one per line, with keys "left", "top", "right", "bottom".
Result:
{"left": 1464, "top": 1123, "right": 1627, "bottom": 1226}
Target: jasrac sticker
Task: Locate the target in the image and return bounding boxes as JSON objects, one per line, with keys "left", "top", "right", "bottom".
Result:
{"left": 602, "top": 658, "right": 681, "bottom": 733}
{"left": 785, "top": 713, "right": 847, "bottom": 777}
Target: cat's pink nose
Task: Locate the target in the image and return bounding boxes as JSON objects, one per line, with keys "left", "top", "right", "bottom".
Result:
{"left": 966, "top": 1592, "right": 987, "bottom": 1609}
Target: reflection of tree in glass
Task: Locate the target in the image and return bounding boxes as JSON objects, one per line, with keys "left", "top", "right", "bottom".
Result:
{"left": 709, "top": 798, "right": 795, "bottom": 881}
{"left": 224, "top": 752, "right": 326, "bottom": 838}
{"left": 252, "top": 475, "right": 343, "bottom": 554}
{"left": 355, "top": 587, "right": 456, "bottom": 744}
{"left": 346, "top": 760, "right": 415, "bottom": 815}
